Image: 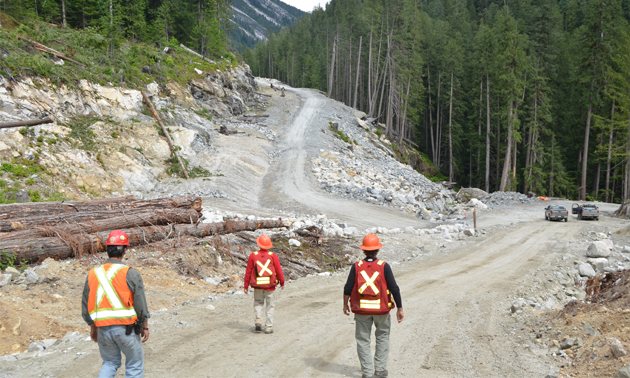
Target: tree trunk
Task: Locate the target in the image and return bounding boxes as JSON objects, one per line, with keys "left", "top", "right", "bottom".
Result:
{"left": 448, "top": 71, "right": 454, "bottom": 182}
{"left": 61, "top": 0, "right": 67, "bottom": 28}
{"left": 550, "top": 137, "right": 555, "bottom": 195}
{"left": 0, "top": 208, "right": 196, "bottom": 233}
{"left": 142, "top": 91, "right": 190, "bottom": 179}
{"left": 0, "top": 196, "right": 201, "bottom": 220}
{"left": 486, "top": 73, "right": 491, "bottom": 193}
{"left": 328, "top": 34, "right": 336, "bottom": 98}
{"left": 478, "top": 77, "right": 483, "bottom": 188}
{"left": 368, "top": 29, "right": 373, "bottom": 114}
{"left": 500, "top": 99, "right": 514, "bottom": 191}
{"left": 428, "top": 65, "right": 435, "bottom": 164}
{"left": 436, "top": 71, "right": 442, "bottom": 166}
{"left": 353, "top": 36, "right": 362, "bottom": 109}
{"left": 605, "top": 99, "right": 615, "bottom": 202}
{"left": 7, "top": 220, "right": 288, "bottom": 264}
{"left": 0, "top": 118, "right": 54, "bottom": 130}
{"left": 0, "top": 209, "right": 199, "bottom": 241}
{"left": 581, "top": 79, "right": 595, "bottom": 200}
{"left": 594, "top": 132, "right": 603, "bottom": 196}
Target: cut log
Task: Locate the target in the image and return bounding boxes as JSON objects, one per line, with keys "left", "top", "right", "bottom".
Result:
{"left": 255, "top": 92, "right": 272, "bottom": 98}
{"left": 179, "top": 44, "right": 217, "bottom": 65}
{"left": 241, "top": 114, "right": 270, "bottom": 118}
{"left": 219, "top": 125, "right": 239, "bottom": 135}
{"left": 18, "top": 35, "right": 86, "bottom": 68}
{"left": 0, "top": 208, "right": 199, "bottom": 240}
{"left": 8, "top": 219, "right": 287, "bottom": 264}
{"left": 0, "top": 118, "right": 54, "bottom": 130}
{"left": 0, "top": 196, "right": 201, "bottom": 220}
{"left": 141, "top": 91, "right": 190, "bottom": 180}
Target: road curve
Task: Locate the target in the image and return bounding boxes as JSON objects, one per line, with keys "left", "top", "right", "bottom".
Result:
{"left": 260, "top": 86, "right": 430, "bottom": 231}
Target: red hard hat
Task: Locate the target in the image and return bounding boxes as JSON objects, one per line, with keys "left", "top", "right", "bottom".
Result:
{"left": 256, "top": 234, "right": 273, "bottom": 250}
{"left": 106, "top": 230, "right": 130, "bottom": 246}
{"left": 360, "top": 233, "right": 383, "bottom": 251}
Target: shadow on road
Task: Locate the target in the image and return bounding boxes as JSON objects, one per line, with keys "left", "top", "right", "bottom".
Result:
{"left": 303, "top": 357, "right": 361, "bottom": 377}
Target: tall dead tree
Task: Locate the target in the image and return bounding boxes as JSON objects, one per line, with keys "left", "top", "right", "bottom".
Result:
{"left": 353, "top": 36, "right": 363, "bottom": 109}
{"left": 328, "top": 33, "right": 338, "bottom": 98}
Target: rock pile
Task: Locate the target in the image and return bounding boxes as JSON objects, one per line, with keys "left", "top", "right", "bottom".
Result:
{"left": 482, "top": 191, "right": 538, "bottom": 208}
{"left": 312, "top": 150, "right": 453, "bottom": 220}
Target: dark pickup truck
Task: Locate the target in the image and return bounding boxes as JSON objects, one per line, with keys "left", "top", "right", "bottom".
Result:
{"left": 545, "top": 205, "right": 568, "bottom": 222}
{"left": 572, "top": 203, "right": 600, "bottom": 220}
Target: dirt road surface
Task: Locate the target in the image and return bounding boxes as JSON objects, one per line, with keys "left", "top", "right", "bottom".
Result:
{"left": 2, "top": 85, "right": 626, "bottom": 378}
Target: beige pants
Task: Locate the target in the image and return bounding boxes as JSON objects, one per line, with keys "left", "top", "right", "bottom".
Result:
{"left": 253, "top": 289, "right": 275, "bottom": 327}
{"left": 355, "top": 313, "right": 391, "bottom": 376}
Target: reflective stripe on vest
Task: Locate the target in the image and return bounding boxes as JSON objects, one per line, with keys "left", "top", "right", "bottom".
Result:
{"left": 360, "top": 299, "right": 381, "bottom": 309}
{"left": 257, "top": 260, "right": 273, "bottom": 276}
{"left": 358, "top": 270, "right": 380, "bottom": 295}
{"left": 257, "top": 277, "right": 271, "bottom": 285}
{"left": 89, "top": 264, "right": 137, "bottom": 322}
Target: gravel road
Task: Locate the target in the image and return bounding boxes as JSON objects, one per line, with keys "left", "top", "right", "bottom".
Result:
{"left": 3, "top": 84, "right": 627, "bottom": 378}
{"left": 260, "top": 86, "right": 429, "bottom": 231}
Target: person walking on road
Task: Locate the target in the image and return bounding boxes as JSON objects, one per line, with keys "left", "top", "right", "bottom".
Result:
{"left": 343, "top": 234, "right": 404, "bottom": 378}
{"left": 244, "top": 234, "right": 285, "bottom": 334}
{"left": 81, "top": 230, "right": 150, "bottom": 378}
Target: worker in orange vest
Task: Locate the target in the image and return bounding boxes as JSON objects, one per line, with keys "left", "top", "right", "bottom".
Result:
{"left": 343, "top": 234, "right": 404, "bottom": 378}
{"left": 81, "top": 230, "right": 150, "bottom": 378}
{"left": 244, "top": 234, "right": 284, "bottom": 334}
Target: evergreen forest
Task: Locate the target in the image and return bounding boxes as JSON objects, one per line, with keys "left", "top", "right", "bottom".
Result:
{"left": 243, "top": 0, "right": 630, "bottom": 202}
{"left": 1, "top": 0, "right": 232, "bottom": 57}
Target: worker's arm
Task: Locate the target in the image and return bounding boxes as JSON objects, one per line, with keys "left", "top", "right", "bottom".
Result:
{"left": 126, "top": 269, "right": 150, "bottom": 324}
{"left": 81, "top": 275, "right": 99, "bottom": 342}
{"left": 273, "top": 253, "right": 285, "bottom": 288}
{"left": 243, "top": 254, "right": 253, "bottom": 294}
{"left": 384, "top": 264, "right": 404, "bottom": 323}
{"left": 343, "top": 265, "right": 356, "bottom": 315}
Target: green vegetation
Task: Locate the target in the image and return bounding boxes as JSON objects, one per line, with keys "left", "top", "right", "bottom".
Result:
{"left": 0, "top": 159, "right": 43, "bottom": 179}
{"left": 0, "top": 250, "right": 17, "bottom": 271}
{"left": 195, "top": 108, "right": 214, "bottom": 121}
{"left": 165, "top": 154, "right": 222, "bottom": 179}
{"left": 0, "top": 0, "right": 233, "bottom": 90}
{"left": 67, "top": 115, "right": 99, "bottom": 151}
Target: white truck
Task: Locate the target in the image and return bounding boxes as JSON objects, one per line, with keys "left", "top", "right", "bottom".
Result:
{"left": 572, "top": 203, "right": 599, "bottom": 220}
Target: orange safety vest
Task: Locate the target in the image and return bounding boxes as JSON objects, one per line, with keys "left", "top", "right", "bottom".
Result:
{"left": 249, "top": 251, "right": 278, "bottom": 289}
{"left": 87, "top": 263, "right": 138, "bottom": 327}
{"left": 350, "top": 259, "right": 395, "bottom": 315}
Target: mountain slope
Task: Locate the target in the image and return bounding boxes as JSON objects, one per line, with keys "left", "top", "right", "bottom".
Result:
{"left": 229, "top": 0, "right": 304, "bottom": 52}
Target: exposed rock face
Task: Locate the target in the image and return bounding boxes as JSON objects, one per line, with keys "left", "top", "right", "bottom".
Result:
{"left": 0, "top": 64, "right": 258, "bottom": 199}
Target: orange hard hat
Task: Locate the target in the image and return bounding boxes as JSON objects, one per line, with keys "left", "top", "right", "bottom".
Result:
{"left": 360, "top": 233, "right": 383, "bottom": 251}
{"left": 257, "top": 234, "right": 273, "bottom": 250}
{"left": 106, "top": 230, "right": 130, "bottom": 246}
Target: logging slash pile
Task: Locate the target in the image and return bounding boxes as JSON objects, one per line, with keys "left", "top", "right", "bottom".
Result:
{"left": 0, "top": 195, "right": 287, "bottom": 265}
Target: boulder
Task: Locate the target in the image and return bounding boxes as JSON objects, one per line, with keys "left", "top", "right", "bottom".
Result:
{"left": 27, "top": 342, "right": 45, "bottom": 353}
{"left": 456, "top": 188, "right": 488, "bottom": 203}
{"left": 578, "top": 263, "right": 596, "bottom": 277}
{"left": 588, "top": 258, "right": 609, "bottom": 272}
{"left": 24, "top": 270, "right": 38, "bottom": 284}
{"left": 463, "top": 229, "right": 475, "bottom": 237}
{"left": 622, "top": 246, "right": 630, "bottom": 254}
{"left": 560, "top": 338, "right": 576, "bottom": 349}
{"left": 4, "top": 267, "right": 20, "bottom": 280}
{"left": 288, "top": 239, "right": 301, "bottom": 247}
{"left": 468, "top": 198, "right": 488, "bottom": 210}
{"left": 587, "top": 241, "right": 612, "bottom": 258}
{"left": 617, "top": 365, "right": 630, "bottom": 378}
{"left": 0, "top": 274, "right": 11, "bottom": 287}
{"left": 609, "top": 338, "right": 627, "bottom": 358}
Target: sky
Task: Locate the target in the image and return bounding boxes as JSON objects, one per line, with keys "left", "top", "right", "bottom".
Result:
{"left": 281, "top": 0, "right": 331, "bottom": 13}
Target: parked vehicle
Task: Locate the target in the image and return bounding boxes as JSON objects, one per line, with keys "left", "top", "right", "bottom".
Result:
{"left": 545, "top": 205, "right": 568, "bottom": 222}
{"left": 572, "top": 203, "right": 599, "bottom": 220}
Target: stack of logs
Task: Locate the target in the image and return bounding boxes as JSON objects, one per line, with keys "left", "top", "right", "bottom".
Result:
{"left": 0, "top": 195, "right": 287, "bottom": 264}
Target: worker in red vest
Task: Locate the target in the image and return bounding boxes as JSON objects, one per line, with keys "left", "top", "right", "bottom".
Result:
{"left": 343, "top": 234, "right": 404, "bottom": 378}
{"left": 81, "top": 230, "right": 150, "bottom": 378}
{"left": 244, "top": 234, "right": 284, "bottom": 334}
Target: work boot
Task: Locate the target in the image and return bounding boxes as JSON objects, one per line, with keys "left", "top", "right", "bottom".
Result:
{"left": 361, "top": 374, "right": 373, "bottom": 378}
{"left": 374, "top": 370, "right": 388, "bottom": 377}
{"left": 255, "top": 324, "right": 262, "bottom": 333}
{"left": 264, "top": 327, "right": 273, "bottom": 334}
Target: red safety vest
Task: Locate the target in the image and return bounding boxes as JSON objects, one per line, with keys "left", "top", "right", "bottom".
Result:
{"left": 87, "top": 263, "right": 137, "bottom": 327}
{"left": 350, "top": 259, "right": 394, "bottom": 315}
{"left": 249, "top": 251, "right": 278, "bottom": 289}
